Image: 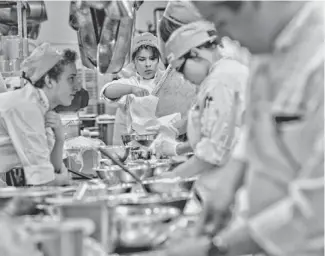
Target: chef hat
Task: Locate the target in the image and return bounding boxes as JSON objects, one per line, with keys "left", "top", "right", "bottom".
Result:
{"left": 131, "top": 32, "right": 160, "bottom": 57}
{"left": 163, "top": 0, "right": 202, "bottom": 25}
{"left": 21, "top": 42, "right": 63, "bottom": 83}
{"left": 165, "top": 20, "right": 217, "bottom": 68}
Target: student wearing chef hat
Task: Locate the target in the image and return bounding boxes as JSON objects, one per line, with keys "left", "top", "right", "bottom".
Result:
{"left": 0, "top": 42, "right": 79, "bottom": 186}
{"left": 100, "top": 32, "right": 169, "bottom": 145}
{"left": 155, "top": 20, "right": 249, "bottom": 180}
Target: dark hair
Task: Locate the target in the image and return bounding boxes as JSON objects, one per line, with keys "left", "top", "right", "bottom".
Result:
{"left": 23, "top": 49, "right": 77, "bottom": 88}
{"left": 132, "top": 45, "right": 160, "bottom": 61}
{"left": 159, "top": 16, "right": 182, "bottom": 43}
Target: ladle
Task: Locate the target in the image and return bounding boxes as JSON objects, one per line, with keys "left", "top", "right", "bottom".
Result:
{"left": 98, "top": 146, "right": 150, "bottom": 194}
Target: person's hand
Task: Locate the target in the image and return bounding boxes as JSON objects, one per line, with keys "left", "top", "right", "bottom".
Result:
{"left": 53, "top": 166, "right": 70, "bottom": 186}
{"left": 165, "top": 235, "right": 211, "bottom": 256}
{"left": 45, "top": 111, "right": 64, "bottom": 141}
{"left": 131, "top": 86, "right": 150, "bottom": 97}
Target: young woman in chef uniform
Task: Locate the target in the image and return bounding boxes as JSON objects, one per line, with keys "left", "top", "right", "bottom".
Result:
{"left": 0, "top": 43, "right": 80, "bottom": 186}
{"left": 162, "top": 21, "right": 250, "bottom": 179}
{"left": 101, "top": 32, "right": 166, "bottom": 145}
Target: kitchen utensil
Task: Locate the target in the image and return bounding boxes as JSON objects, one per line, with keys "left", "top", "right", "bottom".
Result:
{"left": 68, "top": 169, "right": 93, "bottom": 180}
{"left": 100, "top": 145, "right": 130, "bottom": 163}
{"left": 98, "top": 146, "right": 149, "bottom": 193}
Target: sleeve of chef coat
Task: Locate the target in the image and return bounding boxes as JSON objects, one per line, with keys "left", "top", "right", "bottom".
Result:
{"left": 100, "top": 77, "right": 134, "bottom": 108}
{"left": 248, "top": 135, "right": 324, "bottom": 256}
{"left": 1, "top": 102, "right": 55, "bottom": 185}
{"left": 195, "top": 60, "right": 249, "bottom": 166}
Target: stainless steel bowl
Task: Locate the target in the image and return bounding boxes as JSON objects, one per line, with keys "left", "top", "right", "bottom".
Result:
{"left": 121, "top": 133, "right": 158, "bottom": 147}
{"left": 96, "top": 159, "right": 171, "bottom": 184}
{"left": 141, "top": 176, "right": 197, "bottom": 194}
{"left": 116, "top": 205, "right": 180, "bottom": 248}
{"left": 106, "top": 192, "right": 193, "bottom": 213}
{"left": 95, "top": 162, "right": 153, "bottom": 183}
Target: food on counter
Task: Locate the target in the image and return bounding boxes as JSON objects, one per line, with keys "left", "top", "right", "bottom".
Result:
{"left": 64, "top": 136, "right": 105, "bottom": 151}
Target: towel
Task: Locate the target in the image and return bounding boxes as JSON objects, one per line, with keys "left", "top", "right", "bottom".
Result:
{"left": 129, "top": 95, "right": 181, "bottom": 134}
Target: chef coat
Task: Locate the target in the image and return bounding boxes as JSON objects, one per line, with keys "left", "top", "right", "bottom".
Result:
{"left": 242, "top": 3, "right": 324, "bottom": 255}
{"left": 187, "top": 58, "right": 249, "bottom": 165}
{"left": 0, "top": 83, "right": 55, "bottom": 185}
{"left": 100, "top": 72, "right": 162, "bottom": 145}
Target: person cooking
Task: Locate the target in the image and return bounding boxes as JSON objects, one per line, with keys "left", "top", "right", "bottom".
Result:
{"left": 165, "top": 1, "right": 324, "bottom": 256}
{"left": 160, "top": 20, "right": 249, "bottom": 179}
{"left": 147, "top": 0, "right": 202, "bottom": 158}
{"left": 100, "top": 32, "right": 168, "bottom": 145}
{"left": 0, "top": 43, "right": 79, "bottom": 186}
